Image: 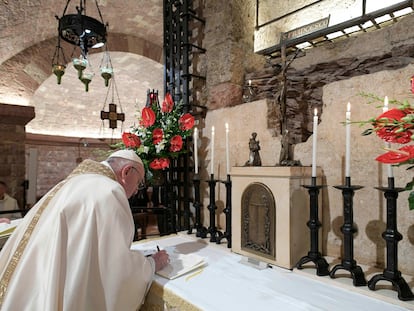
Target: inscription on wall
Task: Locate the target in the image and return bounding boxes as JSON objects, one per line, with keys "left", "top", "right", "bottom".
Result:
{"left": 254, "top": 0, "right": 391, "bottom": 54}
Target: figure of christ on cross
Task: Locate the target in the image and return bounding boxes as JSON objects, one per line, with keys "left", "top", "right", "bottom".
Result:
{"left": 277, "top": 41, "right": 301, "bottom": 166}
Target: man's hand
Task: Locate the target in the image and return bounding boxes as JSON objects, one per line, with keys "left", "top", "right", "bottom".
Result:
{"left": 151, "top": 250, "right": 170, "bottom": 272}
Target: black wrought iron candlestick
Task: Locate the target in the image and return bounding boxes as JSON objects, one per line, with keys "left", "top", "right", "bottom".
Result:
{"left": 216, "top": 174, "right": 232, "bottom": 248}
{"left": 368, "top": 177, "right": 414, "bottom": 301}
{"left": 207, "top": 174, "right": 220, "bottom": 242}
{"left": 330, "top": 176, "right": 366, "bottom": 286}
{"left": 296, "top": 176, "right": 330, "bottom": 276}
{"left": 188, "top": 173, "right": 208, "bottom": 237}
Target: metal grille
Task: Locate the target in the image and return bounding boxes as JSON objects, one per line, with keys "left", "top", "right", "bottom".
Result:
{"left": 257, "top": 0, "right": 414, "bottom": 57}
{"left": 163, "top": 0, "right": 206, "bottom": 232}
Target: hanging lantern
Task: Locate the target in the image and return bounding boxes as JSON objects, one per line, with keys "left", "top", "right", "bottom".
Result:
{"left": 53, "top": 0, "right": 110, "bottom": 90}
{"left": 51, "top": 36, "right": 67, "bottom": 85}
{"left": 100, "top": 48, "right": 113, "bottom": 87}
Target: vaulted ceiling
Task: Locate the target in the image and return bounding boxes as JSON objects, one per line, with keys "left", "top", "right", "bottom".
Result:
{"left": 0, "top": 0, "right": 165, "bottom": 138}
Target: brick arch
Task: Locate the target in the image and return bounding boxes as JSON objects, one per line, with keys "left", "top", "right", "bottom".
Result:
{"left": 0, "top": 33, "right": 163, "bottom": 105}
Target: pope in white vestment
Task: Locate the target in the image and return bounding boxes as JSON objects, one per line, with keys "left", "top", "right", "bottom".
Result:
{"left": 0, "top": 150, "right": 168, "bottom": 311}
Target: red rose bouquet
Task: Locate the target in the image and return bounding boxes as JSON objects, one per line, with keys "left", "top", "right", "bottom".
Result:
{"left": 360, "top": 92, "right": 414, "bottom": 209}
{"left": 119, "top": 91, "right": 195, "bottom": 179}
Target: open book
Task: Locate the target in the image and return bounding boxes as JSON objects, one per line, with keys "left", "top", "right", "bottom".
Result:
{"left": 130, "top": 242, "right": 206, "bottom": 280}
{"left": 156, "top": 252, "right": 206, "bottom": 280}
{"left": 0, "top": 218, "right": 23, "bottom": 239}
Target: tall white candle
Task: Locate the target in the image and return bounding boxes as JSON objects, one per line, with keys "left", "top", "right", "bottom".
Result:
{"left": 383, "top": 96, "right": 394, "bottom": 178}
{"left": 383, "top": 96, "right": 388, "bottom": 111}
{"left": 225, "top": 123, "right": 230, "bottom": 175}
{"left": 211, "top": 126, "right": 215, "bottom": 175}
{"left": 312, "top": 108, "right": 318, "bottom": 177}
{"left": 345, "top": 102, "right": 351, "bottom": 177}
{"left": 193, "top": 127, "right": 198, "bottom": 174}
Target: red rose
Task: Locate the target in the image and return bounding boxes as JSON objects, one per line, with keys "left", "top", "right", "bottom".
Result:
{"left": 152, "top": 128, "right": 164, "bottom": 145}
{"left": 179, "top": 113, "right": 195, "bottom": 130}
{"left": 161, "top": 93, "right": 174, "bottom": 113}
{"left": 140, "top": 107, "right": 156, "bottom": 127}
{"left": 170, "top": 135, "right": 183, "bottom": 152}
{"left": 149, "top": 157, "right": 170, "bottom": 170}
{"left": 122, "top": 132, "right": 141, "bottom": 148}
{"left": 376, "top": 145, "right": 414, "bottom": 164}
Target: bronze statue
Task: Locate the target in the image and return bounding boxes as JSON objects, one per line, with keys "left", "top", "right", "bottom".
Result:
{"left": 276, "top": 47, "right": 302, "bottom": 167}
{"left": 245, "top": 132, "right": 262, "bottom": 166}
{"left": 279, "top": 129, "right": 301, "bottom": 166}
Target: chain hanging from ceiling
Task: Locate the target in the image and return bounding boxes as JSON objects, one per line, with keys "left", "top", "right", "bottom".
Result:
{"left": 52, "top": 0, "right": 114, "bottom": 91}
{"left": 100, "top": 70, "right": 125, "bottom": 132}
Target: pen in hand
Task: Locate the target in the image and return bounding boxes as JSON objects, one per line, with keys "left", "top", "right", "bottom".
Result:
{"left": 152, "top": 246, "right": 170, "bottom": 271}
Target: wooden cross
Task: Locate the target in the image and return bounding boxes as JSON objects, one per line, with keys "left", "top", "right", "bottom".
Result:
{"left": 100, "top": 103, "right": 125, "bottom": 129}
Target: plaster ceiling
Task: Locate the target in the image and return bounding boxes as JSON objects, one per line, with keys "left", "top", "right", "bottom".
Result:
{"left": 29, "top": 52, "right": 164, "bottom": 138}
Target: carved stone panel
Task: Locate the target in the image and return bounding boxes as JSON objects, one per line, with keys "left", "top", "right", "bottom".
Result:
{"left": 231, "top": 166, "right": 320, "bottom": 269}
{"left": 241, "top": 182, "right": 275, "bottom": 261}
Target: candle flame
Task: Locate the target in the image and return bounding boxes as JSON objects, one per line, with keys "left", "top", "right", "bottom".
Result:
{"left": 225, "top": 123, "right": 229, "bottom": 131}
{"left": 314, "top": 108, "right": 317, "bottom": 116}
{"left": 347, "top": 102, "right": 351, "bottom": 112}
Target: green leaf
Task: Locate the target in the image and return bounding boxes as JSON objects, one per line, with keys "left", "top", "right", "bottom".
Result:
{"left": 405, "top": 180, "right": 414, "bottom": 211}
{"left": 361, "top": 128, "right": 373, "bottom": 136}
{"left": 409, "top": 191, "right": 414, "bottom": 210}
{"left": 405, "top": 180, "right": 414, "bottom": 191}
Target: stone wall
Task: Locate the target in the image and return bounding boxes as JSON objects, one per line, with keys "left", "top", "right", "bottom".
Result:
{"left": 203, "top": 1, "right": 265, "bottom": 110}
{"left": 201, "top": 6, "right": 414, "bottom": 276}
{"left": 25, "top": 134, "right": 115, "bottom": 200}
{"left": 247, "top": 43, "right": 414, "bottom": 145}
{"left": 0, "top": 104, "right": 34, "bottom": 209}
{"left": 296, "top": 66, "right": 414, "bottom": 272}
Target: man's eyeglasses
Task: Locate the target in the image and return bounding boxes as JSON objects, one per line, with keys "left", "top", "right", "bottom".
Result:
{"left": 130, "top": 166, "right": 146, "bottom": 190}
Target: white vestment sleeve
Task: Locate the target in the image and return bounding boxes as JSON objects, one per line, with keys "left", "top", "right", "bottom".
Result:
{"left": 0, "top": 172, "right": 155, "bottom": 311}
{"left": 92, "top": 182, "right": 156, "bottom": 310}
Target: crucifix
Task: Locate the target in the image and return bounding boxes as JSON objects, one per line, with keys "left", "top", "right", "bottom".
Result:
{"left": 100, "top": 103, "right": 125, "bottom": 129}
{"left": 278, "top": 33, "right": 301, "bottom": 166}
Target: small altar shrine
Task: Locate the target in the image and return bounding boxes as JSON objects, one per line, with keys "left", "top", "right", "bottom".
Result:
{"left": 231, "top": 166, "right": 322, "bottom": 269}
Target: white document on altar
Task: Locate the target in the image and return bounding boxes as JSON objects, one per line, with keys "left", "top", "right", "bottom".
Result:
{"left": 156, "top": 252, "right": 206, "bottom": 280}
{"left": 131, "top": 241, "right": 206, "bottom": 280}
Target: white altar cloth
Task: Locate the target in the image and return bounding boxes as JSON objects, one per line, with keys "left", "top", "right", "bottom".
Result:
{"left": 134, "top": 234, "right": 412, "bottom": 311}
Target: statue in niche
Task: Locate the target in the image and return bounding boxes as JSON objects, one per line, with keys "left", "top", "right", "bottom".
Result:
{"left": 245, "top": 132, "right": 262, "bottom": 166}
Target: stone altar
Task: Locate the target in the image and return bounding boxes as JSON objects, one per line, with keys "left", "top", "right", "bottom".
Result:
{"left": 231, "top": 166, "right": 323, "bottom": 269}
